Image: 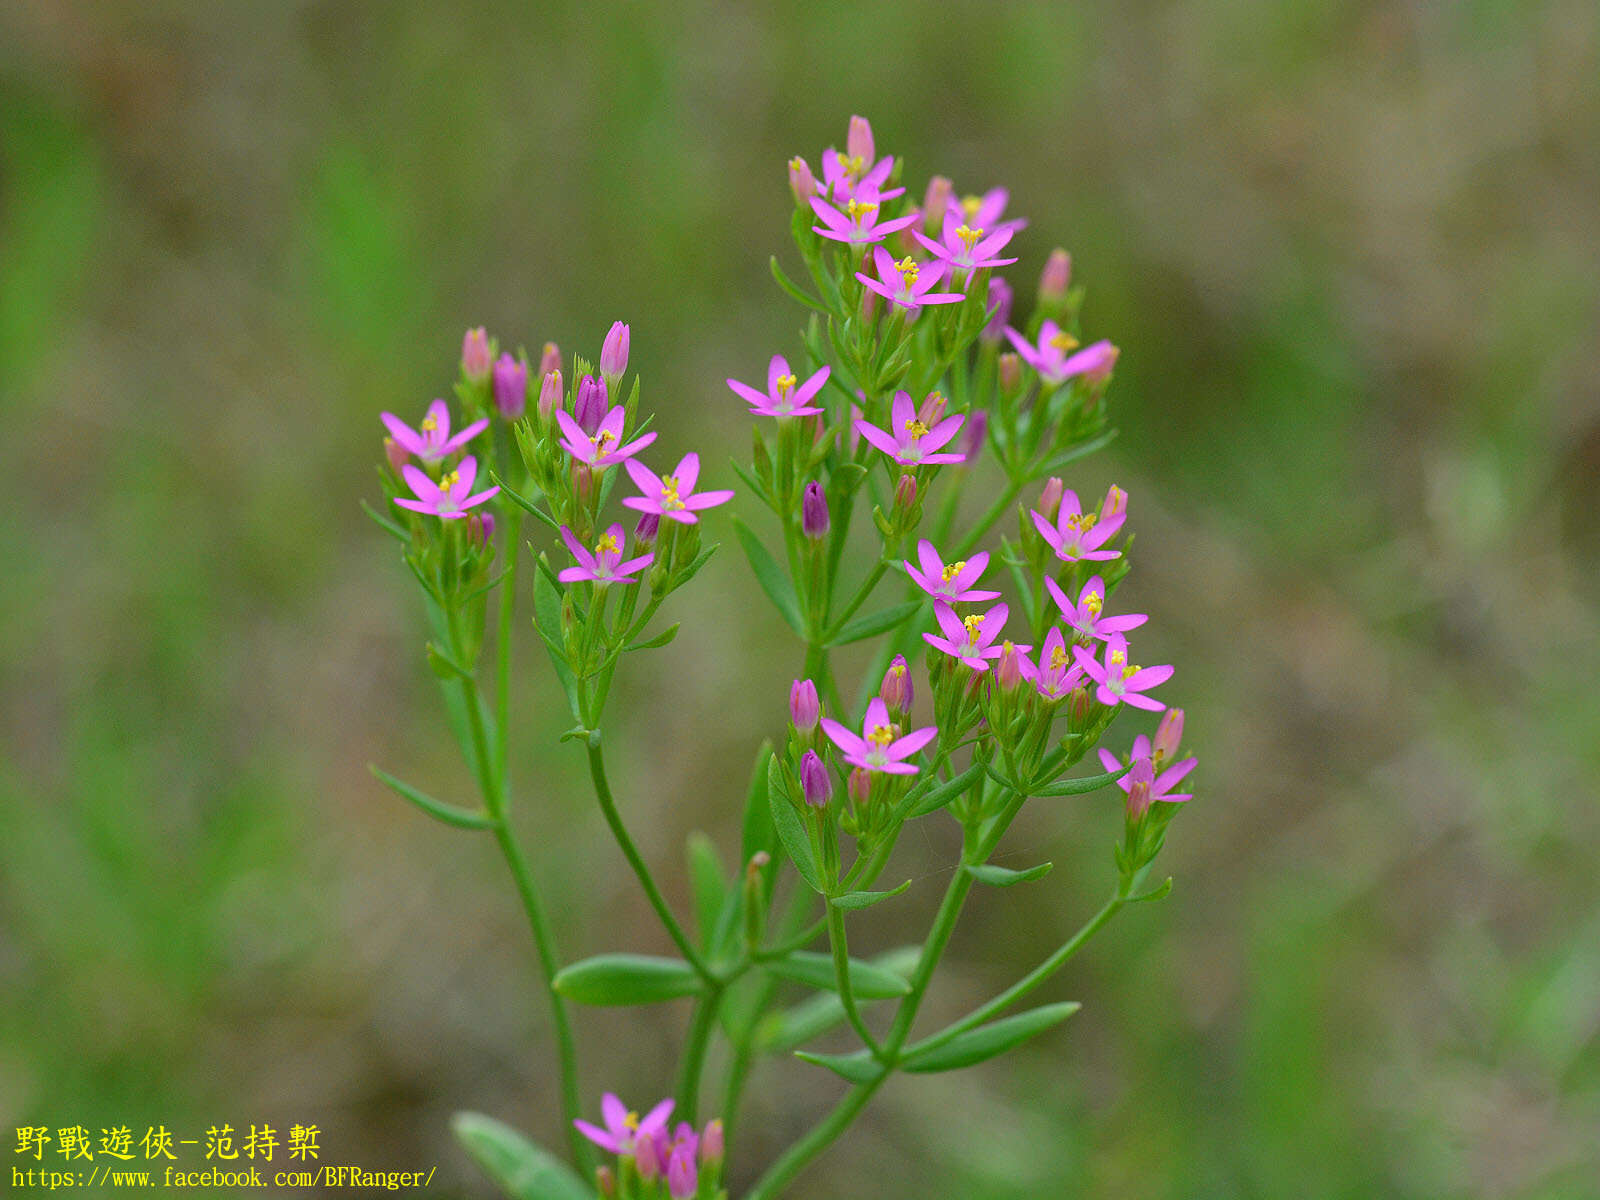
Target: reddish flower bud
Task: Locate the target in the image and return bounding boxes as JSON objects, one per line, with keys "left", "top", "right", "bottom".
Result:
{"left": 847, "top": 115, "right": 874, "bottom": 166}
{"left": 788, "top": 156, "right": 817, "bottom": 203}
{"left": 1100, "top": 483, "right": 1127, "bottom": 523}
{"left": 801, "top": 481, "right": 830, "bottom": 539}
{"left": 539, "top": 369, "right": 563, "bottom": 420}
{"left": 982, "top": 277, "right": 1012, "bottom": 342}
{"left": 996, "top": 640, "right": 1025, "bottom": 691}
{"left": 596, "top": 1166, "right": 616, "bottom": 1199}
{"left": 1037, "top": 477, "right": 1064, "bottom": 521}
{"left": 799, "top": 750, "right": 832, "bottom": 808}
{"left": 633, "top": 511, "right": 660, "bottom": 546}
{"left": 600, "top": 320, "right": 630, "bottom": 378}
{"left": 539, "top": 341, "right": 562, "bottom": 377}
{"left": 917, "top": 390, "right": 947, "bottom": 425}
{"left": 468, "top": 511, "right": 495, "bottom": 548}
{"left": 790, "top": 679, "right": 820, "bottom": 731}
{"left": 461, "top": 327, "right": 491, "bottom": 384}
{"left": 922, "top": 175, "right": 953, "bottom": 232}
{"left": 893, "top": 473, "right": 917, "bottom": 515}
{"left": 1154, "top": 707, "right": 1185, "bottom": 763}
{"left": 848, "top": 767, "right": 871, "bottom": 806}
{"left": 492, "top": 352, "right": 527, "bottom": 420}
{"left": 574, "top": 374, "right": 608, "bottom": 435}
{"left": 960, "top": 409, "right": 988, "bottom": 460}
{"left": 636, "top": 1134, "right": 661, "bottom": 1181}
{"left": 1125, "top": 757, "right": 1155, "bottom": 820}
{"left": 700, "top": 1119, "right": 724, "bottom": 1166}
{"left": 383, "top": 436, "right": 408, "bottom": 476}
{"left": 880, "top": 654, "right": 913, "bottom": 716}
{"left": 998, "top": 351, "right": 1022, "bottom": 393}
{"left": 1039, "top": 248, "right": 1072, "bottom": 303}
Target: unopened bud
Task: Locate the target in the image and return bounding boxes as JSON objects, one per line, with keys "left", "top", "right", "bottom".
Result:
{"left": 492, "top": 352, "right": 528, "bottom": 420}
{"left": 790, "top": 679, "right": 820, "bottom": 731}
{"left": 384, "top": 437, "right": 408, "bottom": 475}
{"left": 461, "top": 327, "right": 491, "bottom": 384}
{"left": 801, "top": 481, "right": 829, "bottom": 539}
{"left": 998, "top": 351, "right": 1022, "bottom": 394}
{"left": 633, "top": 510, "right": 660, "bottom": 546}
{"left": 1154, "top": 707, "right": 1184, "bottom": 763}
{"left": 917, "top": 391, "right": 947, "bottom": 425}
{"left": 539, "top": 341, "right": 562, "bottom": 377}
{"left": 849, "top": 402, "right": 864, "bottom": 453}
{"left": 600, "top": 320, "right": 630, "bottom": 378}
{"left": 847, "top": 114, "right": 874, "bottom": 166}
{"left": 880, "top": 655, "right": 913, "bottom": 716}
{"left": 982, "top": 277, "right": 1012, "bottom": 342}
{"left": 996, "top": 640, "right": 1025, "bottom": 691}
{"left": 1125, "top": 757, "right": 1155, "bottom": 821}
{"left": 893, "top": 473, "right": 916, "bottom": 515}
{"left": 572, "top": 462, "right": 594, "bottom": 504}
{"left": 788, "top": 156, "right": 817, "bottom": 203}
{"left": 574, "top": 374, "right": 608, "bottom": 435}
{"left": 468, "top": 511, "right": 495, "bottom": 549}
{"left": 636, "top": 1134, "right": 661, "bottom": 1181}
{"left": 596, "top": 1166, "right": 616, "bottom": 1198}
{"left": 539, "top": 369, "right": 563, "bottom": 420}
{"left": 848, "top": 767, "right": 871, "bottom": 807}
{"left": 960, "top": 409, "right": 988, "bottom": 460}
{"left": 700, "top": 1119, "right": 724, "bottom": 1166}
{"left": 922, "top": 175, "right": 953, "bottom": 232}
{"left": 1067, "top": 685, "right": 1093, "bottom": 727}
{"left": 799, "top": 750, "right": 832, "bottom": 808}
{"left": 1039, "top": 248, "right": 1072, "bottom": 303}
{"left": 1037, "top": 477, "right": 1064, "bottom": 521}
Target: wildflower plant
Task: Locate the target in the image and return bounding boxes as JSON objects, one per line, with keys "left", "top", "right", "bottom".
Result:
{"left": 368, "top": 117, "right": 1198, "bottom": 1200}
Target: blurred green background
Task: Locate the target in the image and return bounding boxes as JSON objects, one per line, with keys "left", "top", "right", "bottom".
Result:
{"left": 3, "top": 2, "right": 1598, "bottom": 1197}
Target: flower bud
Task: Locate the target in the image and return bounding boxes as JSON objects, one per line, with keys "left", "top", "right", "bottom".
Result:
{"left": 1125, "top": 757, "right": 1155, "bottom": 821}
{"left": 1037, "top": 477, "right": 1064, "bottom": 522}
{"left": 492, "top": 352, "right": 528, "bottom": 420}
{"left": 596, "top": 1165, "right": 616, "bottom": 1199}
{"left": 790, "top": 679, "right": 820, "bottom": 731}
{"left": 667, "top": 1152, "right": 696, "bottom": 1200}
{"left": 572, "top": 461, "right": 594, "bottom": 505}
{"left": 849, "top": 402, "right": 864, "bottom": 453}
{"left": 1154, "top": 707, "right": 1184, "bottom": 763}
{"left": 700, "top": 1119, "right": 724, "bottom": 1166}
{"left": 461, "top": 327, "right": 491, "bottom": 384}
{"left": 982, "top": 277, "right": 1012, "bottom": 342}
{"left": 998, "top": 351, "right": 1022, "bottom": 394}
{"left": 1100, "top": 483, "right": 1127, "bottom": 523}
{"left": 538, "top": 369, "right": 563, "bottom": 420}
{"left": 1079, "top": 339, "right": 1120, "bottom": 383}
{"left": 848, "top": 767, "right": 871, "bottom": 807}
{"left": 539, "top": 341, "right": 562, "bottom": 377}
{"left": 1039, "top": 248, "right": 1072, "bottom": 304}
{"left": 468, "top": 511, "right": 495, "bottom": 548}
{"left": 600, "top": 320, "right": 630, "bottom": 378}
{"left": 799, "top": 750, "right": 832, "bottom": 808}
{"left": 1067, "top": 685, "right": 1094, "bottom": 727}
{"left": 996, "top": 640, "right": 1026, "bottom": 692}
{"left": 636, "top": 1134, "right": 661, "bottom": 1181}
{"left": 788, "top": 156, "right": 817, "bottom": 203}
{"left": 847, "top": 114, "right": 874, "bottom": 165}
{"left": 880, "top": 654, "right": 913, "bottom": 716}
{"left": 893, "top": 473, "right": 917, "bottom": 517}
{"left": 922, "top": 175, "right": 953, "bottom": 232}
{"left": 633, "top": 510, "right": 660, "bottom": 547}
{"left": 960, "top": 409, "right": 988, "bottom": 460}
{"left": 383, "top": 437, "right": 408, "bottom": 476}
{"left": 917, "top": 390, "right": 947, "bottom": 425}
{"left": 801, "top": 481, "right": 829, "bottom": 539}
{"left": 574, "top": 374, "right": 608, "bottom": 435}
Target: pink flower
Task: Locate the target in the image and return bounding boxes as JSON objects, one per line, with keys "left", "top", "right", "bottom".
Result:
{"left": 903, "top": 540, "right": 1001, "bottom": 604}
{"left": 622, "top": 452, "right": 733, "bottom": 524}
{"left": 810, "top": 195, "right": 918, "bottom": 246}
{"left": 574, "top": 1093, "right": 673, "bottom": 1157}
{"left": 855, "top": 390, "right": 966, "bottom": 467}
{"left": 1045, "top": 575, "right": 1147, "bottom": 642}
{"left": 381, "top": 399, "right": 488, "bottom": 465}
{"left": 393, "top": 455, "right": 499, "bottom": 519}
{"left": 558, "top": 523, "right": 654, "bottom": 585}
{"left": 1032, "top": 628, "right": 1086, "bottom": 701}
{"left": 946, "top": 186, "right": 1026, "bottom": 234}
{"left": 821, "top": 697, "right": 936, "bottom": 776}
{"left": 1073, "top": 634, "right": 1172, "bottom": 712}
{"left": 727, "top": 355, "right": 830, "bottom": 418}
{"left": 554, "top": 404, "right": 656, "bottom": 470}
{"left": 1031, "top": 486, "right": 1125, "bottom": 562}
{"left": 1099, "top": 740, "right": 1197, "bottom": 813}
{"left": 912, "top": 210, "right": 1019, "bottom": 271}
{"left": 923, "top": 601, "right": 1013, "bottom": 671}
{"left": 1003, "top": 322, "right": 1118, "bottom": 388}
{"left": 461, "top": 327, "right": 491, "bottom": 383}
{"left": 855, "top": 247, "right": 964, "bottom": 312}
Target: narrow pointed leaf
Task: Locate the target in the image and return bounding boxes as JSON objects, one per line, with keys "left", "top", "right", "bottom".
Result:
{"left": 1034, "top": 765, "right": 1127, "bottom": 796}
{"left": 489, "top": 472, "right": 561, "bottom": 532}
{"left": 370, "top": 765, "right": 497, "bottom": 831}
{"left": 1130, "top": 876, "right": 1173, "bottom": 903}
{"left": 794, "top": 1048, "right": 881, "bottom": 1085}
{"left": 552, "top": 954, "right": 704, "bottom": 1005}
{"left": 905, "top": 760, "right": 987, "bottom": 818}
{"left": 966, "top": 861, "right": 1054, "bottom": 887}
{"left": 733, "top": 515, "right": 805, "bottom": 635}
{"left": 769, "top": 255, "right": 829, "bottom": 314}
{"left": 764, "top": 950, "right": 911, "bottom": 999}
{"left": 451, "top": 1113, "right": 591, "bottom": 1200}
{"left": 625, "top": 622, "right": 680, "bottom": 652}
{"left": 829, "top": 879, "right": 912, "bottom": 910}
{"left": 686, "top": 832, "right": 727, "bottom": 947}
{"left": 827, "top": 600, "right": 924, "bottom": 647}
{"left": 755, "top": 947, "right": 919, "bottom": 1053}
{"left": 901, "top": 1002, "right": 1082, "bottom": 1073}
{"left": 768, "top": 758, "right": 823, "bottom": 893}
{"left": 741, "top": 743, "right": 778, "bottom": 863}
{"left": 361, "top": 497, "right": 409, "bottom": 542}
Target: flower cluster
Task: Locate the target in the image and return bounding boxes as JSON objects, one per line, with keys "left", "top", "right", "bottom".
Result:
{"left": 575, "top": 1094, "right": 724, "bottom": 1200}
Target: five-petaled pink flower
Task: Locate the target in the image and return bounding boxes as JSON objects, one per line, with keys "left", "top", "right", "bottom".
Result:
{"left": 1032, "top": 628, "right": 1086, "bottom": 700}
{"left": 1004, "top": 321, "right": 1118, "bottom": 388}
{"left": 381, "top": 399, "right": 488, "bottom": 465}
{"left": 574, "top": 1093, "right": 673, "bottom": 1157}
{"left": 856, "top": 247, "right": 965, "bottom": 312}
{"left": 622, "top": 453, "right": 734, "bottom": 524}
{"left": 903, "top": 540, "right": 1001, "bottom": 604}
{"left": 855, "top": 390, "right": 966, "bottom": 467}
{"left": 555, "top": 404, "right": 656, "bottom": 470}
{"left": 810, "top": 195, "right": 919, "bottom": 246}
{"left": 913, "top": 211, "right": 1019, "bottom": 272}
{"left": 1073, "top": 633, "right": 1172, "bottom": 711}
{"left": 821, "top": 696, "right": 936, "bottom": 776}
{"left": 558, "top": 523, "right": 654, "bottom": 585}
{"left": 1045, "top": 575, "right": 1147, "bottom": 642}
{"left": 727, "top": 355, "right": 831, "bottom": 418}
{"left": 1031, "top": 487, "right": 1125, "bottom": 562}
{"left": 1099, "top": 736, "right": 1197, "bottom": 809}
{"left": 923, "top": 601, "right": 1013, "bottom": 671}
{"left": 393, "top": 455, "right": 499, "bottom": 519}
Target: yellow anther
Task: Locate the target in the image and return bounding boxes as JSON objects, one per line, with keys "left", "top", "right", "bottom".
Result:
{"left": 659, "top": 474, "right": 685, "bottom": 510}
{"left": 940, "top": 560, "right": 967, "bottom": 583}
{"left": 1085, "top": 590, "right": 1103, "bottom": 615}
{"left": 1109, "top": 649, "right": 1126, "bottom": 667}
{"left": 420, "top": 414, "right": 439, "bottom": 432}
{"left": 438, "top": 470, "right": 459, "bottom": 493}
{"left": 955, "top": 224, "right": 983, "bottom": 251}
{"left": 595, "top": 533, "right": 620, "bottom": 555}
{"left": 963, "top": 614, "right": 984, "bottom": 646}
{"left": 1049, "top": 645, "right": 1068, "bottom": 670}
{"left": 845, "top": 198, "right": 879, "bottom": 222}
{"left": 867, "top": 724, "right": 895, "bottom": 748}
{"left": 895, "top": 256, "right": 919, "bottom": 286}
{"left": 591, "top": 430, "right": 616, "bottom": 453}
{"left": 840, "top": 153, "right": 865, "bottom": 179}
{"left": 623, "top": 1112, "right": 640, "bottom": 1132}
{"left": 1123, "top": 663, "right": 1141, "bottom": 680}
{"left": 1049, "top": 331, "right": 1080, "bottom": 353}
{"left": 961, "top": 195, "right": 982, "bottom": 218}
{"left": 775, "top": 373, "right": 796, "bottom": 397}
{"left": 904, "top": 418, "right": 929, "bottom": 440}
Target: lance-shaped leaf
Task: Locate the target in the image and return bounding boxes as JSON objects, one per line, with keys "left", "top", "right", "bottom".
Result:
{"left": 829, "top": 879, "right": 912, "bottom": 910}
{"left": 370, "top": 765, "right": 497, "bottom": 831}
{"left": 530, "top": 564, "right": 581, "bottom": 721}
{"left": 552, "top": 954, "right": 704, "bottom": 1005}
{"left": 904, "top": 760, "right": 987, "bottom": 818}
{"left": 901, "top": 1002, "right": 1082, "bottom": 1073}
{"left": 826, "top": 600, "right": 923, "bottom": 647}
{"left": 768, "top": 758, "right": 823, "bottom": 893}
{"left": 755, "top": 947, "right": 919, "bottom": 1054}
{"left": 763, "top": 950, "right": 911, "bottom": 999}
{"left": 686, "top": 832, "right": 727, "bottom": 947}
{"left": 1033, "top": 765, "right": 1127, "bottom": 796}
{"left": 451, "top": 1113, "right": 592, "bottom": 1200}
{"left": 794, "top": 1048, "right": 881, "bottom": 1085}
{"left": 966, "top": 861, "right": 1054, "bottom": 887}
{"left": 732, "top": 515, "right": 805, "bottom": 635}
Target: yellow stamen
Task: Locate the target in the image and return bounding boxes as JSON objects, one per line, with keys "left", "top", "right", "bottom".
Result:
{"left": 595, "top": 533, "right": 620, "bottom": 556}
{"left": 904, "top": 418, "right": 929, "bottom": 440}
{"left": 1049, "top": 331, "right": 1080, "bottom": 353}
{"left": 775, "top": 373, "right": 796, "bottom": 398}
{"left": 840, "top": 153, "right": 865, "bottom": 179}
{"left": 940, "top": 560, "right": 967, "bottom": 583}
{"left": 961, "top": 195, "right": 982, "bottom": 218}
{"left": 438, "top": 470, "right": 459, "bottom": 493}
{"left": 895, "top": 256, "right": 919, "bottom": 287}
{"left": 956, "top": 224, "right": 983, "bottom": 252}
{"left": 590, "top": 430, "right": 616, "bottom": 453}
{"left": 1049, "top": 644, "right": 1068, "bottom": 671}
{"left": 845, "top": 198, "right": 878, "bottom": 223}
{"left": 623, "top": 1112, "right": 639, "bottom": 1132}
{"left": 1109, "top": 649, "right": 1126, "bottom": 668}
{"left": 1085, "top": 590, "right": 1103, "bottom": 615}
{"left": 1123, "top": 663, "right": 1141, "bottom": 680}
{"left": 867, "top": 724, "right": 894, "bottom": 748}
{"left": 659, "top": 474, "right": 685, "bottom": 510}
{"left": 963, "top": 614, "right": 984, "bottom": 646}
{"left": 420, "top": 414, "right": 439, "bottom": 433}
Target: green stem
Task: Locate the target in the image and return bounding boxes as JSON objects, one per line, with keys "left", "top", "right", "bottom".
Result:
{"left": 951, "top": 478, "right": 1023, "bottom": 558}
{"left": 826, "top": 902, "right": 880, "bottom": 1055}
{"left": 676, "top": 985, "right": 723, "bottom": 1122}
{"left": 741, "top": 1074, "right": 889, "bottom": 1200}
{"left": 824, "top": 558, "right": 889, "bottom": 638}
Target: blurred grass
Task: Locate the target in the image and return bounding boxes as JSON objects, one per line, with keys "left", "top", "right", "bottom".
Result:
{"left": 2, "top": 1, "right": 1598, "bottom": 1197}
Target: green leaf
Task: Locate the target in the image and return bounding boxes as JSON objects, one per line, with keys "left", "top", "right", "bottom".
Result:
{"left": 1130, "top": 876, "right": 1174, "bottom": 903}
{"left": 754, "top": 947, "right": 919, "bottom": 1053}
{"left": 426, "top": 641, "right": 475, "bottom": 680}
{"left": 763, "top": 950, "right": 911, "bottom": 999}
{"left": 1038, "top": 428, "right": 1118, "bottom": 475}
{"left": 369, "top": 765, "right": 497, "bottom": 831}
{"left": 672, "top": 543, "right": 719, "bottom": 590}
{"left": 552, "top": 954, "right": 704, "bottom": 1005}
{"left": 625, "top": 622, "right": 679, "bottom": 652}
{"left": 966, "top": 861, "right": 1054, "bottom": 887}
{"left": 361, "top": 497, "right": 409, "bottom": 542}
{"left": 770, "top": 255, "right": 829, "bottom": 314}
{"left": 686, "top": 832, "right": 727, "bottom": 946}
{"left": 530, "top": 563, "right": 580, "bottom": 721}
{"left": 794, "top": 1048, "right": 881, "bottom": 1085}
{"left": 733, "top": 515, "right": 805, "bottom": 635}
{"left": 741, "top": 742, "right": 778, "bottom": 864}
{"left": 768, "top": 758, "right": 823, "bottom": 893}
{"left": 901, "top": 1002, "right": 1081, "bottom": 1073}
{"left": 1034, "top": 766, "right": 1127, "bottom": 796}
{"left": 827, "top": 600, "right": 923, "bottom": 647}
{"left": 905, "top": 760, "right": 987, "bottom": 818}
{"left": 728, "top": 457, "right": 774, "bottom": 510}
{"left": 451, "top": 1112, "right": 591, "bottom": 1200}
{"left": 488, "top": 472, "right": 561, "bottom": 532}
{"left": 829, "top": 879, "right": 912, "bottom": 910}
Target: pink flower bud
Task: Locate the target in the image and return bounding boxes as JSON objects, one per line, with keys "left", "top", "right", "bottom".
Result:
{"left": 917, "top": 391, "right": 947, "bottom": 425}
{"left": 849, "top": 402, "right": 864, "bottom": 453}
{"left": 1067, "top": 685, "right": 1093, "bottom": 727}
{"left": 461, "top": 327, "right": 491, "bottom": 384}
{"left": 600, "top": 320, "right": 630, "bottom": 378}
{"left": 790, "top": 679, "right": 820, "bottom": 731}
{"left": 574, "top": 374, "right": 608, "bottom": 435}
{"left": 848, "top": 767, "right": 871, "bottom": 806}
{"left": 960, "top": 409, "right": 988, "bottom": 460}
{"left": 1037, "top": 477, "right": 1064, "bottom": 521}
{"left": 469, "top": 511, "right": 495, "bottom": 548}
{"left": 801, "top": 481, "right": 829, "bottom": 539}
{"left": 799, "top": 750, "right": 832, "bottom": 808}
{"left": 788, "top": 156, "right": 817, "bottom": 203}
{"left": 492, "top": 352, "right": 527, "bottom": 420}
{"left": 893, "top": 473, "right": 916, "bottom": 515}
{"left": 539, "top": 369, "right": 563, "bottom": 420}
{"left": 573, "top": 462, "right": 594, "bottom": 505}
{"left": 1154, "top": 707, "right": 1185, "bottom": 762}
{"left": 539, "top": 341, "right": 562, "bottom": 377}
{"left": 700, "top": 1119, "right": 724, "bottom": 1166}
{"left": 982, "top": 277, "right": 1012, "bottom": 342}
{"left": 596, "top": 1166, "right": 616, "bottom": 1198}
{"left": 666, "top": 1151, "right": 696, "bottom": 1200}
{"left": 922, "top": 175, "right": 953, "bottom": 232}
{"left": 633, "top": 510, "right": 660, "bottom": 546}
{"left": 636, "top": 1134, "right": 661, "bottom": 1181}
{"left": 880, "top": 655, "right": 913, "bottom": 715}
{"left": 847, "top": 114, "right": 874, "bottom": 165}
{"left": 1125, "top": 757, "right": 1155, "bottom": 821}
{"left": 998, "top": 351, "right": 1022, "bottom": 393}
{"left": 383, "top": 437, "right": 408, "bottom": 475}
{"left": 1039, "top": 248, "right": 1072, "bottom": 303}
{"left": 996, "top": 640, "right": 1025, "bottom": 691}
